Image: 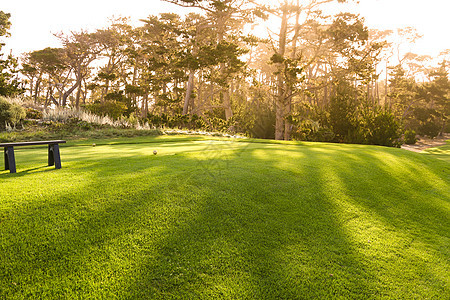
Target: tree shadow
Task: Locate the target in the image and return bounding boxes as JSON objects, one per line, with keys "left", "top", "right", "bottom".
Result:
{"left": 0, "top": 141, "right": 448, "bottom": 299}
{"left": 121, "top": 146, "right": 381, "bottom": 299}
{"left": 300, "top": 146, "right": 450, "bottom": 297}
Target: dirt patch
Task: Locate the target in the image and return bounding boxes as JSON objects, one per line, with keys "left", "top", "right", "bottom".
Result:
{"left": 401, "top": 133, "right": 450, "bottom": 153}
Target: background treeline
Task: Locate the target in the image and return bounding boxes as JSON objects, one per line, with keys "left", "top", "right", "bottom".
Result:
{"left": 1, "top": 0, "right": 449, "bottom": 146}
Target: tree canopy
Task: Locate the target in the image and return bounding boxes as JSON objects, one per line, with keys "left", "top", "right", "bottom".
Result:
{"left": 4, "top": 2, "right": 449, "bottom": 142}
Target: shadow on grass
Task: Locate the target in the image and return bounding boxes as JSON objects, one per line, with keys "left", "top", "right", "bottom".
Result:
{"left": 329, "top": 149, "right": 450, "bottom": 295}
{"left": 0, "top": 153, "right": 183, "bottom": 298}
{"left": 0, "top": 166, "right": 61, "bottom": 177}
{"left": 0, "top": 141, "right": 448, "bottom": 299}
{"left": 120, "top": 147, "right": 381, "bottom": 298}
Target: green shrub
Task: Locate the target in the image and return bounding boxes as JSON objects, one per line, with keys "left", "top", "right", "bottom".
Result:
{"left": 83, "top": 100, "right": 127, "bottom": 120}
{"left": 0, "top": 96, "right": 26, "bottom": 130}
{"left": 293, "top": 119, "right": 336, "bottom": 142}
{"left": 364, "top": 109, "right": 402, "bottom": 147}
{"left": 418, "top": 121, "right": 441, "bottom": 138}
{"left": 25, "top": 107, "right": 43, "bottom": 119}
{"left": 412, "top": 107, "right": 442, "bottom": 138}
{"left": 328, "top": 93, "right": 359, "bottom": 142}
{"left": 404, "top": 129, "right": 417, "bottom": 144}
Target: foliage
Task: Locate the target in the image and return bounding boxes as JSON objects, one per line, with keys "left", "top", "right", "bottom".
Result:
{"left": 230, "top": 87, "right": 276, "bottom": 139}
{"left": 144, "top": 113, "right": 235, "bottom": 133}
{"left": 298, "top": 126, "right": 336, "bottom": 143}
{"left": 0, "top": 54, "right": 24, "bottom": 97}
{"left": 83, "top": 100, "right": 128, "bottom": 120}
{"left": 359, "top": 106, "right": 402, "bottom": 147}
{"left": 327, "top": 91, "right": 359, "bottom": 142}
{"left": 0, "top": 11, "right": 12, "bottom": 42}
{"left": 0, "top": 12, "right": 24, "bottom": 97}
{"left": 404, "top": 129, "right": 417, "bottom": 145}
{"left": 289, "top": 81, "right": 402, "bottom": 147}
{"left": 411, "top": 107, "right": 442, "bottom": 138}
{"left": 11, "top": 4, "right": 450, "bottom": 142}
{"left": 389, "top": 62, "right": 449, "bottom": 138}
{"left": 0, "top": 123, "right": 162, "bottom": 143}
{"left": 25, "top": 107, "right": 43, "bottom": 119}
{"left": 43, "top": 107, "right": 133, "bottom": 129}
{"left": 0, "top": 96, "right": 26, "bottom": 129}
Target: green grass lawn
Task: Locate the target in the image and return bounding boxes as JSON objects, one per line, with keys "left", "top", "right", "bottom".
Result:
{"left": 423, "top": 140, "right": 450, "bottom": 163}
{"left": 1, "top": 136, "right": 449, "bottom": 299}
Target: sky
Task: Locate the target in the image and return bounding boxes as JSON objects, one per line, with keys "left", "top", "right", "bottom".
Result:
{"left": 1, "top": 0, "right": 449, "bottom": 58}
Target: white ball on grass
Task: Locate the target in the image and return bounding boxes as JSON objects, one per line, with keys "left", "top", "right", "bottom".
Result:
{"left": 153, "top": 150, "right": 158, "bottom": 155}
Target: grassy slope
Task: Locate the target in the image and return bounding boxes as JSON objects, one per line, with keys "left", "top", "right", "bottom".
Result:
{"left": 0, "top": 136, "right": 449, "bottom": 299}
{"left": 422, "top": 140, "right": 450, "bottom": 163}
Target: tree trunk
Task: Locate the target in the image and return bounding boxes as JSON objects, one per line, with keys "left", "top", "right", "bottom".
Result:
{"left": 44, "top": 85, "right": 51, "bottom": 108}
{"left": 29, "top": 78, "right": 34, "bottom": 100}
{"left": 62, "top": 79, "right": 81, "bottom": 107}
{"left": 183, "top": 70, "right": 195, "bottom": 115}
{"left": 385, "top": 62, "right": 389, "bottom": 108}
{"left": 275, "top": 2, "right": 289, "bottom": 140}
{"left": 284, "top": 0, "right": 301, "bottom": 141}
{"left": 103, "top": 79, "right": 110, "bottom": 101}
{"left": 143, "top": 93, "right": 149, "bottom": 118}
{"left": 75, "top": 83, "right": 82, "bottom": 109}
{"left": 33, "top": 77, "right": 41, "bottom": 104}
{"left": 101, "top": 58, "right": 112, "bottom": 101}
{"left": 82, "top": 79, "right": 88, "bottom": 105}
{"left": 62, "top": 65, "right": 83, "bottom": 107}
{"left": 216, "top": 15, "right": 234, "bottom": 121}
{"left": 283, "top": 100, "right": 291, "bottom": 141}
{"left": 223, "top": 87, "right": 233, "bottom": 120}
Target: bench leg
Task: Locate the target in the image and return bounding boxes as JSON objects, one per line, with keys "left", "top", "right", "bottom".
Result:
{"left": 48, "top": 144, "right": 62, "bottom": 169}
{"left": 4, "top": 146, "right": 16, "bottom": 173}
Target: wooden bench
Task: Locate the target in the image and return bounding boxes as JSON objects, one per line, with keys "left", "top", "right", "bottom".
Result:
{"left": 0, "top": 140, "right": 66, "bottom": 173}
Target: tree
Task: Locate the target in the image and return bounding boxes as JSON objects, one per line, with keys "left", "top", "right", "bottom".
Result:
{"left": 0, "top": 11, "right": 12, "bottom": 51}
{"left": 0, "top": 11, "right": 23, "bottom": 97}
{"left": 56, "top": 31, "right": 106, "bottom": 108}
{"left": 422, "top": 61, "right": 449, "bottom": 135}
{"left": 138, "top": 13, "right": 187, "bottom": 115}
{"left": 94, "top": 17, "right": 132, "bottom": 102}
{"left": 388, "top": 64, "right": 418, "bottom": 118}
{"left": 264, "top": 0, "right": 354, "bottom": 140}
{"left": 163, "top": 0, "right": 256, "bottom": 120}
{"left": 22, "top": 47, "right": 68, "bottom": 105}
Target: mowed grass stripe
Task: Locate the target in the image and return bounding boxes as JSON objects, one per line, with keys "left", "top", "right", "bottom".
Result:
{"left": 0, "top": 136, "right": 449, "bottom": 299}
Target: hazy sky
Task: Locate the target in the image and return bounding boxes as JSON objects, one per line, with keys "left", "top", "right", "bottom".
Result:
{"left": 1, "top": 0, "right": 449, "bottom": 57}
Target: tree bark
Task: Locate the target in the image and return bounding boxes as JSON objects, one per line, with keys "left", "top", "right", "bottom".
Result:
{"left": 29, "top": 78, "right": 34, "bottom": 100}
{"left": 385, "top": 62, "right": 389, "bottom": 108}
{"left": 223, "top": 87, "right": 233, "bottom": 120}
{"left": 275, "top": 2, "right": 289, "bottom": 140}
{"left": 143, "top": 93, "right": 149, "bottom": 118}
{"left": 33, "top": 77, "right": 41, "bottom": 104}
{"left": 75, "top": 83, "right": 82, "bottom": 109}
{"left": 62, "top": 76, "right": 82, "bottom": 107}
{"left": 44, "top": 85, "right": 50, "bottom": 108}
{"left": 183, "top": 70, "right": 195, "bottom": 115}
{"left": 284, "top": 0, "right": 301, "bottom": 141}
{"left": 216, "top": 13, "right": 234, "bottom": 121}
